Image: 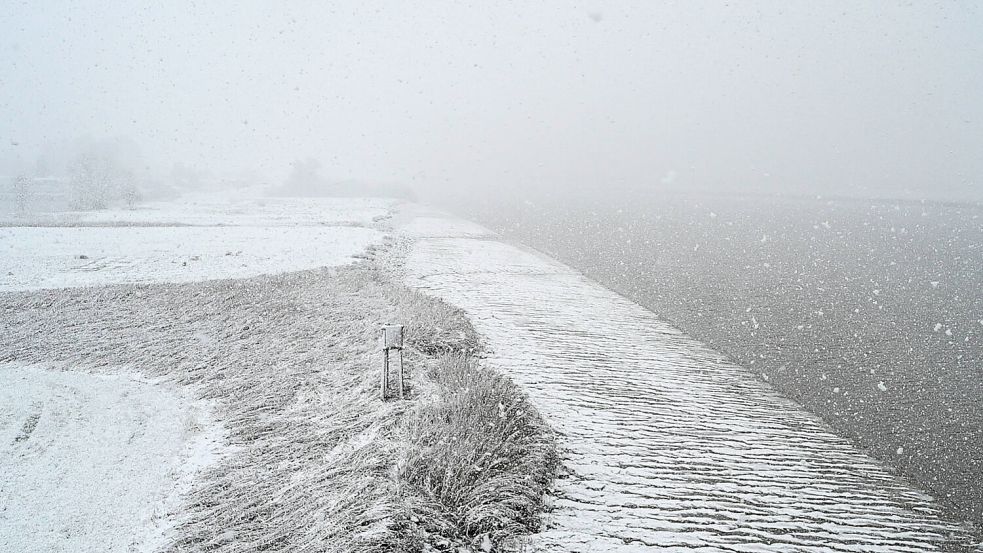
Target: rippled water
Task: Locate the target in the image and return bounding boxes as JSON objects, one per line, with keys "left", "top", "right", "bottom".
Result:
{"left": 402, "top": 213, "right": 980, "bottom": 552}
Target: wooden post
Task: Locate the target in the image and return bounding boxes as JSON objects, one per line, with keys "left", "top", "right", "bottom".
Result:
{"left": 381, "top": 325, "right": 404, "bottom": 400}
{"left": 381, "top": 347, "right": 390, "bottom": 399}
{"left": 394, "top": 342, "right": 405, "bottom": 399}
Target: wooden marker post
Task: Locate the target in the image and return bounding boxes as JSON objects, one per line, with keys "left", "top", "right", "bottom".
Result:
{"left": 381, "top": 325, "right": 404, "bottom": 399}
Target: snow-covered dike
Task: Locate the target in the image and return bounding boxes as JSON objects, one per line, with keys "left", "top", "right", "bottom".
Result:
{"left": 0, "top": 225, "right": 381, "bottom": 291}
{"left": 0, "top": 364, "right": 222, "bottom": 553}
{"left": 401, "top": 208, "right": 981, "bottom": 552}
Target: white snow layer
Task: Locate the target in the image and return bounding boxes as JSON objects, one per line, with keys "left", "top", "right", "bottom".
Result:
{"left": 46, "top": 189, "right": 394, "bottom": 228}
{"left": 0, "top": 190, "right": 388, "bottom": 551}
{"left": 0, "top": 364, "right": 223, "bottom": 553}
{"left": 0, "top": 225, "right": 381, "bottom": 291}
{"left": 0, "top": 191, "right": 390, "bottom": 291}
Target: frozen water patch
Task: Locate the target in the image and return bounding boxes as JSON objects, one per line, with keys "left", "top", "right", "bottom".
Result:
{"left": 0, "top": 225, "right": 381, "bottom": 291}
{"left": 0, "top": 364, "right": 223, "bottom": 553}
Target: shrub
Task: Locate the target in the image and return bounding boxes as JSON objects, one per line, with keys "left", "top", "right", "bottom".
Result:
{"left": 398, "top": 354, "right": 557, "bottom": 552}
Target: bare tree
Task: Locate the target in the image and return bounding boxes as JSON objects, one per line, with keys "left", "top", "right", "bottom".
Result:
{"left": 69, "top": 152, "right": 139, "bottom": 210}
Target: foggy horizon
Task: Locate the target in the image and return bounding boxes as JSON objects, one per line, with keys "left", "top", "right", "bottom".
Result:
{"left": 3, "top": 2, "right": 982, "bottom": 201}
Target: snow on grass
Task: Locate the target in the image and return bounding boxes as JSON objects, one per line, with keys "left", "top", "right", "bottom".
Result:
{"left": 0, "top": 364, "right": 223, "bottom": 553}
{"left": 1, "top": 265, "right": 409, "bottom": 552}
{"left": 0, "top": 196, "right": 556, "bottom": 551}
{"left": 1, "top": 250, "right": 557, "bottom": 552}
{"left": 33, "top": 189, "right": 396, "bottom": 228}
{"left": 399, "top": 354, "right": 557, "bottom": 550}
{"left": 0, "top": 225, "right": 382, "bottom": 291}
{"left": 0, "top": 190, "right": 400, "bottom": 551}
{"left": 0, "top": 188, "right": 393, "bottom": 291}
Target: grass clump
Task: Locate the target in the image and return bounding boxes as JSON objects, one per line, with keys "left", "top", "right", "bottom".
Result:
{"left": 395, "top": 354, "right": 557, "bottom": 552}
{"left": 381, "top": 284, "right": 557, "bottom": 552}
{"left": 390, "top": 289, "right": 481, "bottom": 357}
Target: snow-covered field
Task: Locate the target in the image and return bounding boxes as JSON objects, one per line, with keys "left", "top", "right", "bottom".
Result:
{"left": 0, "top": 225, "right": 381, "bottom": 291}
{"left": 0, "top": 190, "right": 391, "bottom": 291}
{"left": 1, "top": 187, "right": 394, "bottom": 228}
{"left": 0, "top": 189, "right": 393, "bottom": 551}
{"left": 0, "top": 364, "right": 222, "bottom": 553}
{"left": 68, "top": 190, "right": 393, "bottom": 227}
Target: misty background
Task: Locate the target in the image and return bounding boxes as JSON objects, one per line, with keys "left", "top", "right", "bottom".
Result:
{"left": 2, "top": 1, "right": 982, "bottom": 202}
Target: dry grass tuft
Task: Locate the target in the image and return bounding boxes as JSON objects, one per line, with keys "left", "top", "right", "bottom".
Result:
{"left": 397, "top": 354, "right": 557, "bottom": 552}
{"left": 390, "top": 289, "right": 481, "bottom": 357}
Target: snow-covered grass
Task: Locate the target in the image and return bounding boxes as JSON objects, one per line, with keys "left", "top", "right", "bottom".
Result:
{"left": 1, "top": 188, "right": 556, "bottom": 551}
{"left": 399, "top": 354, "right": 558, "bottom": 550}
{"left": 0, "top": 246, "right": 557, "bottom": 552}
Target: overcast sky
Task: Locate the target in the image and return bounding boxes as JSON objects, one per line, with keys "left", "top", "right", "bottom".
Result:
{"left": 2, "top": 1, "right": 981, "bottom": 199}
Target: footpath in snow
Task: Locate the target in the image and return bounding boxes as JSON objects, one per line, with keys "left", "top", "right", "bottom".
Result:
{"left": 399, "top": 207, "right": 981, "bottom": 552}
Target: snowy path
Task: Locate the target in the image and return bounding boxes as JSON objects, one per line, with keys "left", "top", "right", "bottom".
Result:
{"left": 0, "top": 365, "right": 221, "bottom": 553}
{"left": 401, "top": 212, "right": 979, "bottom": 552}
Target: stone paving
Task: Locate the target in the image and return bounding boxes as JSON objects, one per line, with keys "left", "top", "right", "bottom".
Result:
{"left": 400, "top": 212, "right": 981, "bottom": 552}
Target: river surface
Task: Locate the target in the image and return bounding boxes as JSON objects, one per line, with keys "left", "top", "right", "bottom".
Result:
{"left": 400, "top": 207, "right": 981, "bottom": 551}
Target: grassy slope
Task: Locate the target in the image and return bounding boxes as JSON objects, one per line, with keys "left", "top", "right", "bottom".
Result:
{"left": 0, "top": 240, "right": 557, "bottom": 552}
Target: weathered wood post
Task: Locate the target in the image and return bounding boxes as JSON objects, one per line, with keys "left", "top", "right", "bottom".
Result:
{"left": 381, "top": 325, "right": 404, "bottom": 399}
{"left": 380, "top": 338, "right": 390, "bottom": 399}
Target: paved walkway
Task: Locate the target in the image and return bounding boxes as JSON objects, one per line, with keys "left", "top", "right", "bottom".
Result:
{"left": 400, "top": 212, "right": 980, "bottom": 552}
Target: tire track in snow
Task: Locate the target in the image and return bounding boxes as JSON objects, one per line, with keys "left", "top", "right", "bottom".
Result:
{"left": 401, "top": 214, "right": 981, "bottom": 552}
